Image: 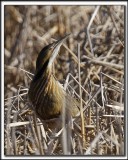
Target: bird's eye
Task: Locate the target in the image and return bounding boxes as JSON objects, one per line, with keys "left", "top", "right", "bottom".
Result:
{"left": 50, "top": 46, "right": 54, "bottom": 50}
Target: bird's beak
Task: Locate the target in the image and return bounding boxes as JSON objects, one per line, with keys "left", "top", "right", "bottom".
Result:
{"left": 54, "top": 33, "right": 70, "bottom": 48}
{"left": 48, "top": 34, "right": 70, "bottom": 67}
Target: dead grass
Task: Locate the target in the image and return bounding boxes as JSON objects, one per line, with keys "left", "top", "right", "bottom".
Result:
{"left": 4, "top": 5, "right": 124, "bottom": 155}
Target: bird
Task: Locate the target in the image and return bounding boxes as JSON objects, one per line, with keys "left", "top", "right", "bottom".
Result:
{"left": 28, "top": 34, "right": 79, "bottom": 128}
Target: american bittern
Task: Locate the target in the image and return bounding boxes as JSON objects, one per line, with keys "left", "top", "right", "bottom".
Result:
{"left": 28, "top": 34, "right": 79, "bottom": 125}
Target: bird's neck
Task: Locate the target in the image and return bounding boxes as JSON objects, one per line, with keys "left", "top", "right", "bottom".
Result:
{"left": 44, "top": 66, "right": 64, "bottom": 91}
{"left": 33, "top": 63, "right": 54, "bottom": 82}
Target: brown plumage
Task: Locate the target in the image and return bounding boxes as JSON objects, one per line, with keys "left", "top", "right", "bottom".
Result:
{"left": 28, "top": 34, "right": 79, "bottom": 126}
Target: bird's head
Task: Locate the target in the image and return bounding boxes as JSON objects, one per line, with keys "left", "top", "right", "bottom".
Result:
{"left": 36, "top": 34, "right": 70, "bottom": 73}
